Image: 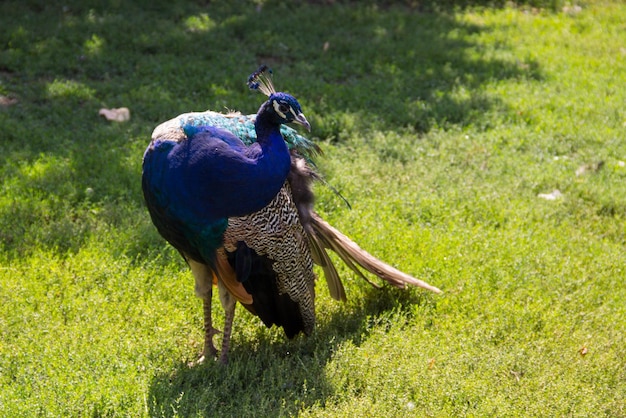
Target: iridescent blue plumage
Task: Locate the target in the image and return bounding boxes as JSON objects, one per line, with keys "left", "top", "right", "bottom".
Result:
{"left": 142, "top": 88, "right": 310, "bottom": 267}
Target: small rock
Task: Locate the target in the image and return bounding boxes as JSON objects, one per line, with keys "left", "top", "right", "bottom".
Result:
{"left": 563, "top": 5, "right": 582, "bottom": 15}
{"left": 0, "top": 95, "right": 18, "bottom": 107}
{"left": 538, "top": 190, "right": 563, "bottom": 201}
{"left": 99, "top": 107, "right": 130, "bottom": 122}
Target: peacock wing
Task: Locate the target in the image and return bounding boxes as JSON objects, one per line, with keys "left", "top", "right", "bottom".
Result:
{"left": 222, "top": 182, "right": 316, "bottom": 338}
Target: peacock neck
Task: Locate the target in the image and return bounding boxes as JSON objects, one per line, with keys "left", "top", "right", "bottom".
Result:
{"left": 254, "top": 121, "right": 283, "bottom": 149}
{"left": 253, "top": 103, "right": 290, "bottom": 163}
{"left": 254, "top": 103, "right": 282, "bottom": 145}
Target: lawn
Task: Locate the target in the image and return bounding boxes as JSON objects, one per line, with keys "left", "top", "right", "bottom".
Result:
{"left": 1, "top": 0, "right": 625, "bottom": 416}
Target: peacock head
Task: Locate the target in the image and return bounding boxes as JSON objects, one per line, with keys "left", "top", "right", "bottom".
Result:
{"left": 248, "top": 65, "right": 311, "bottom": 132}
{"left": 266, "top": 92, "right": 310, "bottom": 131}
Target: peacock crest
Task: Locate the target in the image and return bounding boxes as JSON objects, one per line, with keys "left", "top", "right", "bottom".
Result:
{"left": 247, "top": 65, "right": 276, "bottom": 96}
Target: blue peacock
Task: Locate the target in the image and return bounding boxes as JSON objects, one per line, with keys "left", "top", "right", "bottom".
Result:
{"left": 142, "top": 66, "right": 441, "bottom": 364}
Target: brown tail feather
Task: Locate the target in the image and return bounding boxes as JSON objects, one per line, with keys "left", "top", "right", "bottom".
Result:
{"left": 307, "top": 232, "right": 348, "bottom": 301}
{"left": 309, "top": 212, "right": 442, "bottom": 294}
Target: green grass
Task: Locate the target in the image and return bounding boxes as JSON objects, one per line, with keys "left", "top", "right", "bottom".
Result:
{"left": 1, "top": 0, "right": 625, "bottom": 416}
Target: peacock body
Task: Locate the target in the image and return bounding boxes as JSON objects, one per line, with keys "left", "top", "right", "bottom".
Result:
{"left": 149, "top": 110, "right": 319, "bottom": 346}
{"left": 143, "top": 67, "right": 441, "bottom": 364}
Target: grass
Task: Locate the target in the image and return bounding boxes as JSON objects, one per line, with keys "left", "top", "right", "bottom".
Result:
{"left": 1, "top": 0, "right": 625, "bottom": 416}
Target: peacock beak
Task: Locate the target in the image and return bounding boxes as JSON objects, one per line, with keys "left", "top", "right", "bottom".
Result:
{"left": 293, "top": 113, "right": 311, "bottom": 132}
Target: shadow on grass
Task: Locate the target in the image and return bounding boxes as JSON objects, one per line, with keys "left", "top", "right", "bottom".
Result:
{"left": 147, "top": 285, "right": 435, "bottom": 417}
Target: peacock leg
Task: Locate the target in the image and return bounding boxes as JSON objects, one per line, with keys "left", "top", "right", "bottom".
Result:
{"left": 217, "top": 279, "right": 236, "bottom": 364}
{"left": 202, "top": 292, "right": 220, "bottom": 359}
{"left": 187, "top": 257, "right": 221, "bottom": 364}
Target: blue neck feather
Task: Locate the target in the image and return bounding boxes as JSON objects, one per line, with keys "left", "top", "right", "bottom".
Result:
{"left": 254, "top": 100, "right": 283, "bottom": 144}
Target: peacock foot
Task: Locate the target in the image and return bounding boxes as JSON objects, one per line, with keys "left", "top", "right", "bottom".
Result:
{"left": 187, "top": 326, "right": 222, "bottom": 367}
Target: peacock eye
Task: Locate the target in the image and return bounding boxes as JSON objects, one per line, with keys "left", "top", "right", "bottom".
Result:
{"left": 278, "top": 104, "right": 289, "bottom": 114}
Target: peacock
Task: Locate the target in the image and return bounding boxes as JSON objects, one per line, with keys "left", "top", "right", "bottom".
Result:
{"left": 142, "top": 66, "right": 441, "bottom": 364}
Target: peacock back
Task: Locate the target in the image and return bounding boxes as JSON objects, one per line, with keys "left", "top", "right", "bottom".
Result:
{"left": 151, "top": 111, "right": 320, "bottom": 162}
